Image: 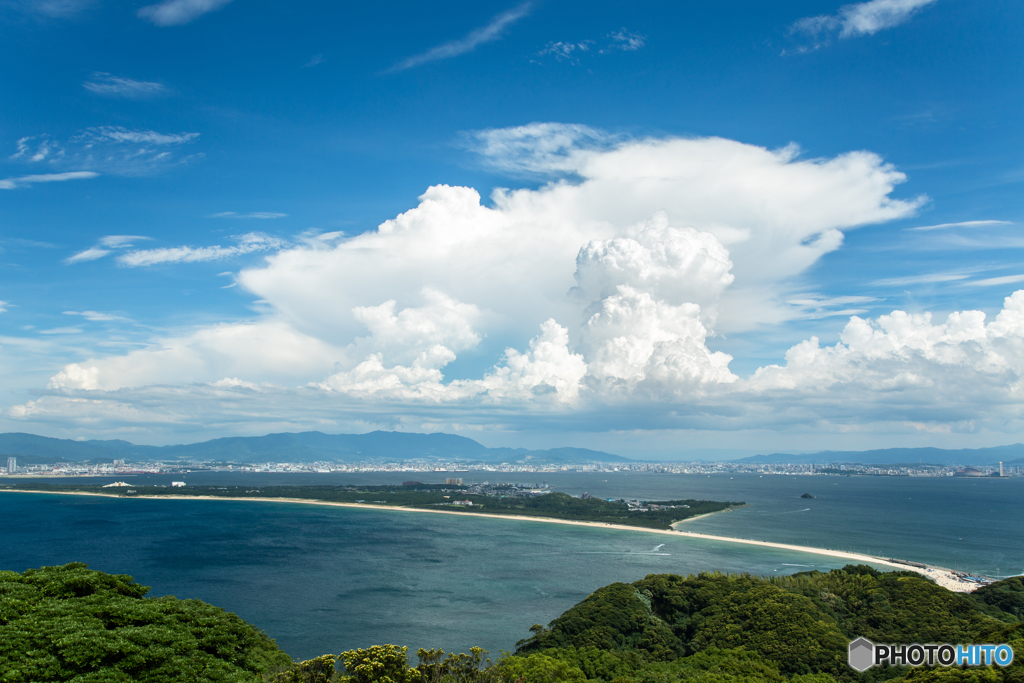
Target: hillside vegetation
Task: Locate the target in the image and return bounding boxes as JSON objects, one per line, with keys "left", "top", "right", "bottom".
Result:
{"left": 3, "top": 564, "right": 1022, "bottom": 683}
{"left": 0, "top": 563, "right": 291, "bottom": 682}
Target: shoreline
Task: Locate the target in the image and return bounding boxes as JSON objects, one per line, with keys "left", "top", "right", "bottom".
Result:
{"left": 0, "top": 488, "right": 987, "bottom": 592}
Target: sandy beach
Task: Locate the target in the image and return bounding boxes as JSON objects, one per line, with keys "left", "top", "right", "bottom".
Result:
{"left": 0, "top": 488, "right": 986, "bottom": 592}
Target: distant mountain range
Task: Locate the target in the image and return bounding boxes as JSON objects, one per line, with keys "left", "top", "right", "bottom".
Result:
{"left": 0, "top": 431, "right": 632, "bottom": 465}
{"left": 4, "top": 430, "right": 1022, "bottom": 467}
{"left": 737, "top": 444, "right": 1024, "bottom": 467}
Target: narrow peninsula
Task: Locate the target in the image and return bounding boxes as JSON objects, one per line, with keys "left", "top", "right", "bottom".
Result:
{"left": 0, "top": 482, "right": 743, "bottom": 531}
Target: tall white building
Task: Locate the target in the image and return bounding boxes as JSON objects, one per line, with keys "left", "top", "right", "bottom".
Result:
{"left": 6, "top": 457, "right": 15, "bottom": 474}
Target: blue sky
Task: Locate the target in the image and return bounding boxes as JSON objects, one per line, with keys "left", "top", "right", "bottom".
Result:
{"left": 0, "top": 0, "right": 1022, "bottom": 457}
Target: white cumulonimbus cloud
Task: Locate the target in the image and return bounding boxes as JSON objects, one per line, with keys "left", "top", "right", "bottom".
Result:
{"left": 746, "top": 291, "right": 1024, "bottom": 427}
{"left": 36, "top": 125, "right": 1024, "bottom": 436}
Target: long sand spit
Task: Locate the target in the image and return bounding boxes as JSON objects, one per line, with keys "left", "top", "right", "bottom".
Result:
{"left": 1, "top": 488, "right": 983, "bottom": 593}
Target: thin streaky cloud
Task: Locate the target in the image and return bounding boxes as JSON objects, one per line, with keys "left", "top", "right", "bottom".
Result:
{"left": 0, "top": 171, "right": 99, "bottom": 190}
{"left": 118, "top": 233, "right": 286, "bottom": 267}
{"left": 76, "top": 127, "right": 198, "bottom": 145}
{"left": 66, "top": 235, "right": 152, "bottom": 264}
{"left": 138, "top": 0, "right": 233, "bottom": 26}
{"left": 39, "top": 327, "right": 83, "bottom": 335}
{"left": 786, "top": 295, "right": 879, "bottom": 307}
{"left": 390, "top": 2, "right": 532, "bottom": 72}
{"left": 11, "top": 129, "right": 200, "bottom": 177}
{"left": 211, "top": 212, "right": 288, "bottom": 219}
{"left": 23, "top": 0, "right": 93, "bottom": 18}
{"left": 872, "top": 272, "right": 970, "bottom": 286}
{"left": 965, "top": 274, "right": 1024, "bottom": 287}
{"left": 83, "top": 73, "right": 168, "bottom": 99}
{"left": 100, "top": 235, "right": 151, "bottom": 248}
{"left": 0, "top": 301, "right": 7, "bottom": 314}
{"left": 65, "top": 247, "right": 110, "bottom": 264}
{"left": 63, "top": 310, "right": 126, "bottom": 321}
{"left": 304, "top": 54, "right": 325, "bottom": 68}
{"left": 906, "top": 220, "right": 1013, "bottom": 232}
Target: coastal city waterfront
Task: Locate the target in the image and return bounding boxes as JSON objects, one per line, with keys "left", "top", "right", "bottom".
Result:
{"left": 2, "top": 457, "right": 1019, "bottom": 478}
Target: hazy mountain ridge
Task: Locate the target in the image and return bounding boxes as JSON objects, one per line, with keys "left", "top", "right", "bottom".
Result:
{"left": 0, "top": 431, "right": 632, "bottom": 465}
{"left": 738, "top": 443, "right": 1024, "bottom": 466}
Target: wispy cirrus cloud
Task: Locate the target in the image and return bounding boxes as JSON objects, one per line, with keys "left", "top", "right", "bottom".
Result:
{"left": 11, "top": 127, "right": 200, "bottom": 176}
{"left": 536, "top": 40, "right": 594, "bottom": 65}
{"left": 63, "top": 310, "right": 127, "bottom": 322}
{"left": 905, "top": 219, "right": 1012, "bottom": 231}
{"left": 788, "top": 0, "right": 938, "bottom": 53}
{"left": 786, "top": 294, "right": 881, "bottom": 318}
{"left": 605, "top": 29, "right": 645, "bottom": 52}
{"left": 0, "top": 301, "right": 8, "bottom": 314}
{"left": 15, "top": 0, "right": 93, "bottom": 18}
{"left": 83, "top": 73, "right": 168, "bottom": 98}
{"left": 965, "top": 274, "right": 1024, "bottom": 288}
{"left": 468, "top": 122, "right": 619, "bottom": 175}
{"left": 390, "top": 2, "right": 531, "bottom": 72}
{"left": 74, "top": 127, "right": 198, "bottom": 146}
{"left": 138, "top": 0, "right": 233, "bottom": 26}
{"left": 39, "top": 326, "right": 83, "bottom": 335}
{"left": 871, "top": 272, "right": 970, "bottom": 286}
{"left": 65, "top": 235, "right": 151, "bottom": 264}
{"left": 0, "top": 171, "right": 98, "bottom": 190}
{"left": 534, "top": 29, "right": 646, "bottom": 65}
{"left": 211, "top": 211, "right": 288, "bottom": 219}
{"left": 117, "top": 233, "right": 287, "bottom": 267}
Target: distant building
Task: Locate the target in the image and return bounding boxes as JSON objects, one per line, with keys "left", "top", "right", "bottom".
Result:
{"left": 6, "top": 457, "right": 15, "bottom": 474}
{"left": 171, "top": 481, "right": 186, "bottom": 488}
{"left": 445, "top": 478, "right": 463, "bottom": 486}
{"left": 451, "top": 500, "right": 474, "bottom": 506}
{"left": 1000, "top": 461, "right": 1004, "bottom": 477}
{"left": 953, "top": 467, "right": 986, "bottom": 477}
{"left": 402, "top": 481, "right": 422, "bottom": 486}
{"left": 102, "top": 481, "right": 131, "bottom": 488}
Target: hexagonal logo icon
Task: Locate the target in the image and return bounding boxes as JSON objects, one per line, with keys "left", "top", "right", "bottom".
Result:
{"left": 848, "top": 638, "right": 875, "bottom": 672}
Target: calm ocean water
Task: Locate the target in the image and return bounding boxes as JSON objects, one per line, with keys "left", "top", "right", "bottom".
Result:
{"left": 1, "top": 472, "right": 1021, "bottom": 660}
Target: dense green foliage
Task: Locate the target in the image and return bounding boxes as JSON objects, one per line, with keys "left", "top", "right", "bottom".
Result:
{"left": 513, "top": 567, "right": 1024, "bottom": 683}
{"left": 0, "top": 563, "right": 291, "bottom": 682}
{"left": 970, "top": 579, "right": 1024, "bottom": 623}
{"left": 2, "top": 485, "right": 741, "bottom": 529}
{"left": 6, "top": 563, "right": 1022, "bottom": 683}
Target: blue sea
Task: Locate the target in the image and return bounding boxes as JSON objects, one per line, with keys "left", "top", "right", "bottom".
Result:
{"left": 1, "top": 472, "right": 1021, "bottom": 661}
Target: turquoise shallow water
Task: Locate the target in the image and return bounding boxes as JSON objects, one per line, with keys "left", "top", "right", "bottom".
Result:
{"left": 1, "top": 473, "right": 1021, "bottom": 660}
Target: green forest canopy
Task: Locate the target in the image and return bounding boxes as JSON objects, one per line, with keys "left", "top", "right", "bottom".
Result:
{"left": 2, "top": 564, "right": 1022, "bottom": 683}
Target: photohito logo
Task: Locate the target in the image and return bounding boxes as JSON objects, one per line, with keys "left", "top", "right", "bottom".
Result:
{"left": 848, "top": 638, "right": 1015, "bottom": 671}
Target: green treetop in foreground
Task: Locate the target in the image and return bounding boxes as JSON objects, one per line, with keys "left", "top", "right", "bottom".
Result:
{"left": 0, "top": 563, "right": 291, "bottom": 682}
{"left": 3, "top": 564, "right": 1023, "bottom": 683}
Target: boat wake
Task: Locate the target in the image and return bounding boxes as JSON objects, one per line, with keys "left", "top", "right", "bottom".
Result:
{"left": 578, "top": 544, "right": 671, "bottom": 556}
